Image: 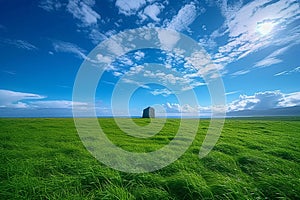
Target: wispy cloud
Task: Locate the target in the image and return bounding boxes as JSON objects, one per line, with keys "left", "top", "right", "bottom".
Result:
{"left": 0, "top": 89, "right": 45, "bottom": 108}
{"left": 2, "top": 70, "right": 16, "bottom": 75}
{"left": 67, "top": 0, "right": 100, "bottom": 27}
{"left": 3, "top": 39, "right": 38, "bottom": 50}
{"left": 254, "top": 57, "right": 282, "bottom": 68}
{"left": 0, "top": 89, "right": 88, "bottom": 109}
{"left": 122, "top": 78, "right": 150, "bottom": 89}
{"left": 0, "top": 24, "right": 6, "bottom": 31}
{"left": 206, "top": 0, "right": 300, "bottom": 71}
{"left": 184, "top": 50, "right": 224, "bottom": 79}
{"left": 225, "top": 91, "right": 239, "bottom": 96}
{"left": 274, "top": 66, "right": 300, "bottom": 76}
{"left": 30, "top": 100, "right": 87, "bottom": 109}
{"left": 39, "top": 0, "right": 105, "bottom": 45}
{"left": 254, "top": 45, "right": 292, "bottom": 68}
{"left": 39, "top": 0, "right": 63, "bottom": 12}
{"left": 52, "top": 40, "right": 87, "bottom": 59}
{"left": 88, "top": 29, "right": 107, "bottom": 45}
{"left": 230, "top": 69, "right": 250, "bottom": 77}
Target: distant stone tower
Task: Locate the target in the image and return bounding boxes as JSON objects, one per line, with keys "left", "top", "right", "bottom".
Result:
{"left": 142, "top": 107, "right": 155, "bottom": 118}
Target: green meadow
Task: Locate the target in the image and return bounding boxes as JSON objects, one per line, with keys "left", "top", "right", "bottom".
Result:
{"left": 0, "top": 117, "right": 299, "bottom": 199}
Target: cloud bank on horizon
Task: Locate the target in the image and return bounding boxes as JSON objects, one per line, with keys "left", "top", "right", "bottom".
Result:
{"left": 0, "top": 0, "right": 299, "bottom": 117}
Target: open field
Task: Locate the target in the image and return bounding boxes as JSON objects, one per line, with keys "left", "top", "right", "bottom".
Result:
{"left": 0, "top": 117, "right": 300, "bottom": 199}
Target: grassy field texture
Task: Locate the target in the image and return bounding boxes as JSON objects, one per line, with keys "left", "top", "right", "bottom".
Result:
{"left": 0, "top": 118, "right": 299, "bottom": 199}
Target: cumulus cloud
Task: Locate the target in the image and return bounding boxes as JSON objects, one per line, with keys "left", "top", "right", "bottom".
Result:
{"left": 228, "top": 90, "right": 300, "bottom": 112}
{"left": 160, "top": 90, "right": 300, "bottom": 116}
{"left": 157, "top": 29, "right": 180, "bottom": 50}
{"left": 278, "top": 92, "right": 300, "bottom": 107}
{"left": 167, "top": 2, "right": 199, "bottom": 32}
{"left": 164, "top": 102, "right": 199, "bottom": 113}
{"left": 134, "top": 51, "right": 145, "bottom": 60}
{"left": 139, "top": 3, "right": 164, "bottom": 22}
{"left": 150, "top": 88, "right": 172, "bottom": 97}
{"left": 115, "top": 0, "right": 146, "bottom": 16}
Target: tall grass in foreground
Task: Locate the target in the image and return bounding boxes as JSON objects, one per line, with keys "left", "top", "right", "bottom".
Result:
{"left": 0, "top": 118, "right": 299, "bottom": 199}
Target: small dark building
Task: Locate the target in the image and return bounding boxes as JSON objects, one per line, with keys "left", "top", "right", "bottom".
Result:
{"left": 142, "top": 107, "right": 155, "bottom": 118}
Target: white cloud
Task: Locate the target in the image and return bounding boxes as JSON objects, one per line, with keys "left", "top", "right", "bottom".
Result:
{"left": 39, "top": 0, "right": 63, "bottom": 11}
{"left": 115, "top": 0, "right": 146, "bottom": 16}
{"left": 254, "top": 57, "right": 282, "bottom": 68}
{"left": 254, "top": 45, "right": 292, "bottom": 68}
{"left": 167, "top": 2, "right": 199, "bottom": 32}
{"left": 274, "top": 66, "right": 300, "bottom": 76}
{"left": 3, "top": 39, "right": 38, "bottom": 50}
{"left": 217, "top": 0, "right": 243, "bottom": 20}
{"left": 184, "top": 50, "right": 224, "bottom": 79}
{"left": 157, "top": 29, "right": 180, "bottom": 50}
{"left": 150, "top": 88, "right": 172, "bottom": 97}
{"left": 207, "top": 0, "right": 300, "bottom": 70}
{"left": 122, "top": 63, "right": 205, "bottom": 92}
{"left": 67, "top": 0, "right": 100, "bottom": 27}
{"left": 143, "top": 70, "right": 189, "bottom": 86}
{"left": 164, "top": 102, "right": 199, "bottom": 114}
{"left": 113, "top": 71, "right": 123, "bottom": 77}
{"left": 228, "top": 90, "right": 300, "bottom": 112}
{"left": 122, "top": 78, "right": 150, "bottom": 89}
{"left": 127, "top": 65, "right": 144, "bottom": 75}
{"left": 225, "top": 91, "right": 239, "bottom": 96}
{"left": 139, "top": 3, "right": 164, "bottom": 22}
{"left": 118, "top": 56, "right": 134, "bottom": 66}
{"left": 89, "top": 29, "right": 107, "bottom": 44}
{"left": 181, "top": 81, "right": 206, "bottom": 91}
{"left": 104, "top": 37, "right": 128, "bottom": 56}
{"left": 96, "top": 53, "right": 113, "bottom": 64}
{"left": 53, "top": 40, "right": 87, "bottom": 59}
{"left": 0, "top": 89, "right": 89, "bottom": 110}
{"left": 278, "top": 92, "right": 300, "bottom": 107}
{"left": 0, "top": 89, "right": 45, "bottom": 108}
{"left": 30, "top": 100, "right": 88, "bottom": 109}
{"left": 230, "top": 69, "right": 250, "bottom": 77}
{"left": 134, "top": 51, "right": 145, "bottom": 60}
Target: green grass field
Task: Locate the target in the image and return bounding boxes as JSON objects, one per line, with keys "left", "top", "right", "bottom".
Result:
{"left": 1, "top": 117, "right": 299, "bottom": 199}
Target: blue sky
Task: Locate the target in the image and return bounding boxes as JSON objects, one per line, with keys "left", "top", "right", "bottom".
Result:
{"left": 0, "top": 0, "right": 299, "bottom": 117}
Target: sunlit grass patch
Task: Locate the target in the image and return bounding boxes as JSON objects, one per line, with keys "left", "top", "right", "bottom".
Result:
{"left": 0, "top": 117, "right": 299, "bottom": 199}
